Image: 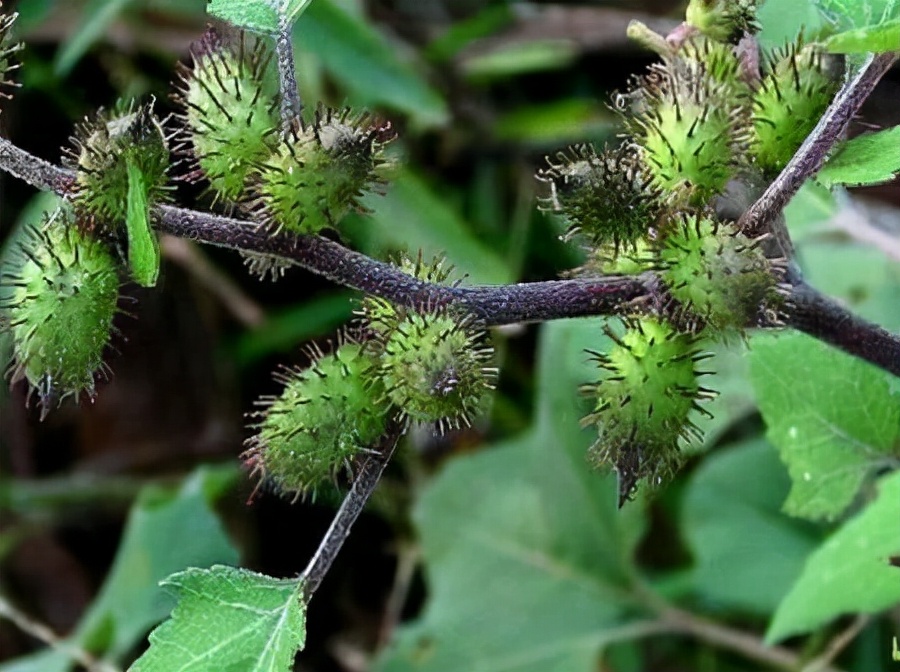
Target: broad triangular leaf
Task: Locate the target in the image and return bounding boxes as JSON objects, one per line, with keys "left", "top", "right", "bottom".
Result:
{"left": 767, "top": 470, "right": 900, "bottom": 642}
{"left": 131, "top": 566, "right": 306, "bottom": 672}
{"left": 749, "top": 332, "right": 900, "bottom": 520}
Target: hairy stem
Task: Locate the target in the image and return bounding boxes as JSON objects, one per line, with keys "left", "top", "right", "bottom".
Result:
{"left": 1, "top": 135, "right": 899, "bottom": 377}
{"left": 738, "top": 51, "right": 899, "bottom": 239}
{"left": 301, "top": 416, "right": 404, "bottom": 598}
{"left": 275, "top": 12, "right": 302, "bottom": 131}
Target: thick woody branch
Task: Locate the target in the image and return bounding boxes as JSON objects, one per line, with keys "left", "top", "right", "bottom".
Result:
{"left": 1, "top": 135, "right": 899, "bottom": 377}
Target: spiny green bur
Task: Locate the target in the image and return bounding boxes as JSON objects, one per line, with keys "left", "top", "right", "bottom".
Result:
{"left": 3, "top": 213, "right": 119, "bottom": 407}
{"left": 379, "top": 311, "right": 496, "bottom": 432}
{"left": 254, "top": 108, "right": 389, "bottom": 235}
{"left": 538, "top": 144, "right": 658, "bottom": 251}
{"left": 176, "top": 31, "right": 278, "bottom": 203}
{"left": 752, "top": 43, "right": 840, "bottom": 175}
{"left": 582, "top": 318, "right": 711, "bottom": 503}
{"left": 248, "top": 344, "right": 389, "bottom": 498}
{"left": 659, "top": 214, "right": 775, "bottom": 333}
{"left": 685, "top": 0, "right": 758, "bottom": 42}
{"left": 71, "top": 103, "right": 169, "bottom": 224}
{"left": 630, "top": 71, "right": 740, "bottom": 207}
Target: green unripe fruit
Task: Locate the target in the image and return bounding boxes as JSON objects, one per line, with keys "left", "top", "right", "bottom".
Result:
{"left": 538, "top": 144, "right": 659, "bottom": 252}
{"left": 567, "top": 238, "right": 657, "bottom": 279}
{"left": 67, "top": 101, "right": 169, "bottom": 286}
{"left": 581, "top": 317, "right": 714, "bottom": 504}
{"left": 658, "top": 213, "right": 777, "bottom": 333}
{"left": 685, "top": 0, "right": 759, "bottom": 43}
{"left": 1, "top": 209, "right": 120, "bottom": 411}
{"left": 174, "top": 29, "right": 278, "bottom": 203}
{"left": 245, "top": 343, "right": 391, "bottom": 499}
{"left": 379, "top": 311, "right": 496, "bottom": 432}
{"left": 751, "top": 43, "right": 841, "bottom": 176}
{"left": 68, "top": 101, "right": 169, "bottom": 224}
{"left": 253, "top": 106, "right": 391, "bottom": 235}
{"left": 628, "top": 68, "right": 744, "bottom": 207}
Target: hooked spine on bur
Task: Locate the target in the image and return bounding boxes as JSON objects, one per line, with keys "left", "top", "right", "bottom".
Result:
{"left": 0, "top": 207, "right": 121, "bottom": 413}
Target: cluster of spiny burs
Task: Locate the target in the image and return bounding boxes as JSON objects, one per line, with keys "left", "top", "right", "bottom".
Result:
{"left": 538, "top": 0, "right": 841, "bottom": 505}
{"left": 244, "top": 254, "right": 498, "bottom": 500}
{"left": 0, "top": 8, "right": 498, "bottom": 500}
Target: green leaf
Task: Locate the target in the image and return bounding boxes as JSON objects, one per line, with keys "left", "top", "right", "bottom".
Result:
{"left": 54, "top": 0, "right": 134, "bottom": 76}
{"left": 766, "top": 470, "right": 900, "bottom": 643}
{"left": 461, "top": 39, "right": 578, "bottom": 80}
{"left": 125, "top": 158, "right": 160, "bottom": 287}
{"left": 376, "top": 319, "right": 647, "bottom": 672}
{"left": 0, "top": 466, "right": 240, "bottom": 672}
{"left": 749, "top": 332, "right": 900, "bottom": 520}
{"left": 825, "top": 18, "right": 900, "bottom": 51}
{"left": 817, "top": 127, "right": 900, "bottom": 187}
{"left": 131, "top": 566, "right": 306, "bottom": 672}
{"left": 813, "top": 0, "right": 899, "bottom": 30}
{"left": 295, "top": 0, "right": 448, "bottom": 128}
{"left": 208, "top": 0, "right": 313, "bottom": 34}
{"left": 682, "top": 439, "right": 822, "bottom": 614}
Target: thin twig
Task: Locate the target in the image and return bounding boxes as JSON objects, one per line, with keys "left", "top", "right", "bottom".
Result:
{"left": 301, "top": 416, "right": 405, "bottom": 598}
{"left": 275, "top": 11, "right": 302, "bottom": 131}
{"left": 802, "top": 615, "right": 869, "bottom": 672}
{"left": 0, "top": 594, "right": 121, "bottom": 672}
{"left": 738, "top": 51, "right": 899, "bottom": 240}
{"left": 658, "top": 604, "right": 844, "bottom": 672}
{"left": 160, "top": 235, "right": 266, "bottom": 327}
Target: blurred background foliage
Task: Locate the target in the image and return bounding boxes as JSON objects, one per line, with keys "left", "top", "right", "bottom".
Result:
{"left": 0, "top": 0, "right": 898, "bottom": 670}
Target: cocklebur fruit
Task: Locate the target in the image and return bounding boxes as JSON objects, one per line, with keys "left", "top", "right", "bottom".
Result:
{"left": 685, "top": 0, "right": 759, "bottom": 43}
{"left": 1, "top": 208, "right": 120, "bottom": 412}
{"left": 657, "top": 213, "right": 779, "bottom": 334}
{"left": 173, "top": 29, "right": 278, "bottom": 203}
{"left": 625, "top": 65, "right": 747, "bottom": 208}
{"left": 0, "top": 3, "right": 22, "bottom": 109}
{"left": 377, "top": 309, "right": 496, "bottom": 433}
{"left": 538, "top": 143, "right": 660, "bottom": 253}
{"left": 244, "top": 343, "right": 391, "bottom": 499}
{"left": 66, "top": 101, "right": 170, "bottom": 286}
{"left": 581, "top": 317, "right": 714, "bottom": 505}
{"left": 751, "top": 42, "right": 841, "bottom": 176}
{"left": 252, "top": 106, "right": 393, "bottom": 236}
